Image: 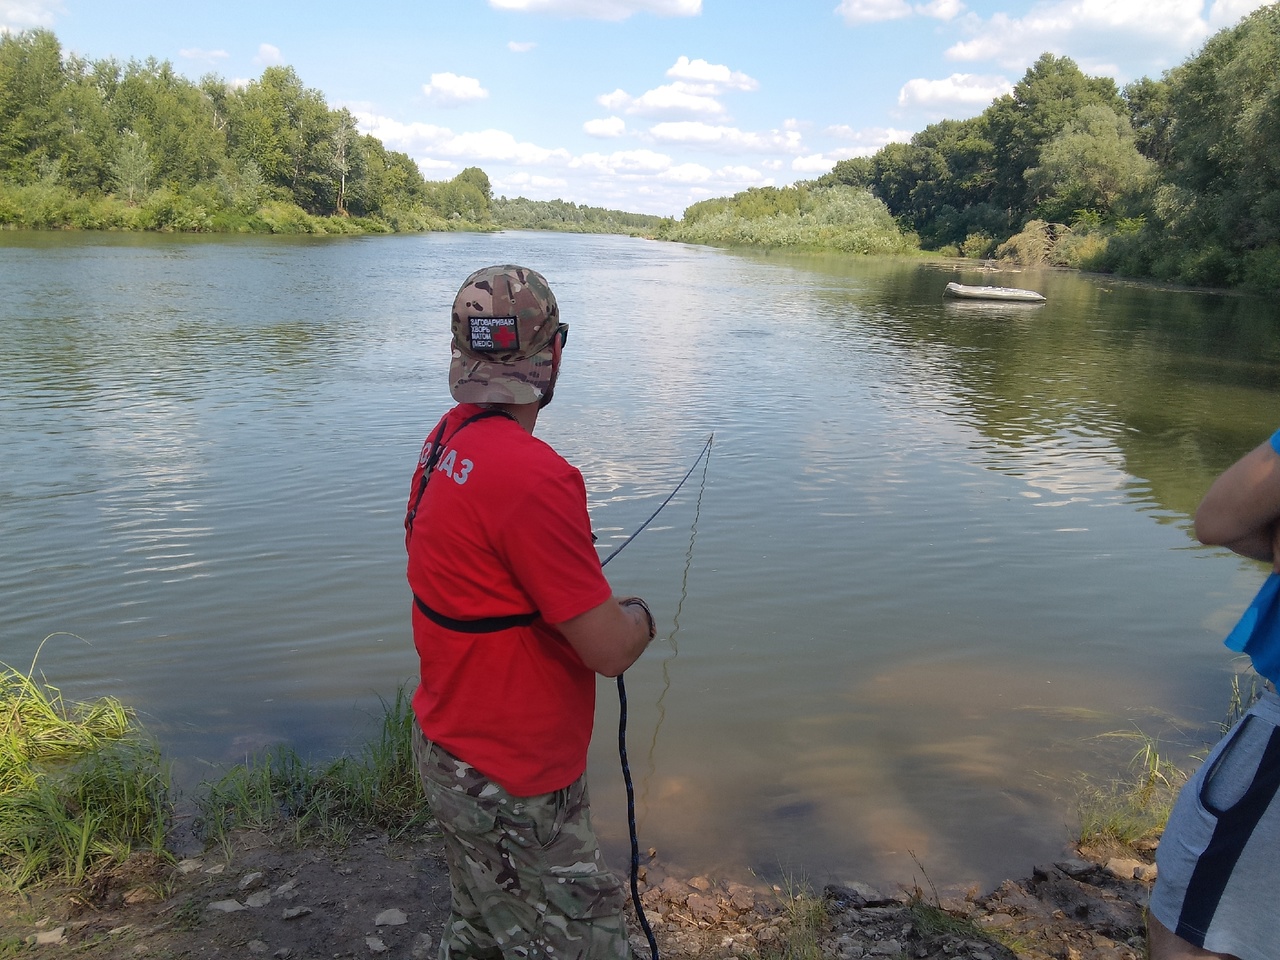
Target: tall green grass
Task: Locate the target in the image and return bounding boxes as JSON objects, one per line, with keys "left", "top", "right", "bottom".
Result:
{"left": 1076, "top": 677, "right": 1265, "bottom": 853}
{"left": 1, "top": 638, "right": 170, "bottom": 890}
{"left": 1075, "top": 729, "right": 1187, "bottom": 850}
{"left": 198, "top": 685, "right": 432, "bottom": 849}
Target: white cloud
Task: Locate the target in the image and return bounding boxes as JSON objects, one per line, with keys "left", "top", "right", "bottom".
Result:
{"left": 423, "top": 72, "right": 490, "bottom": 106}
{"left": 793, "top": 154, "right": 844, "bottom": 173}
{"left": 713, "top": 164, "right": 766, "bottom": 183}
{"left": 648, "top": 121, "right": 805, "bottom": 154}
{"left": 597, "top": 83, "right": 725, "bottom": 117}
{"left": 594, "top": 56, "right": 757, "bottom": 120}
{"left": 584, "top": 116, "right": 627, "bottom": 137}
{"left": 898, "top": 73, "right": 1013, "bottom": 110}
{"left": 253, "top": 43, "right": 283, "bottom": 66}
{"left": 0, "top": 0, "right": 62, "bottom": 31}
{"left": 572, "top": 148, "right": 674, "bottom": 175}
{"left": 1208, "top": 0, "right": 1274, "bottom": 27}
{"left": 352, "top": 113, "right": 456, "bottom": 153}
{"left": 825, "top": 124, "right": 914, "bottom": 147}
{"left": 488, "top": 0, "right": 700, "bottom": 20}
{"left": 663, "top": 162, "right": 713, "bottom": 183}
{"left": 440, "top": 129, "right": 572, "bottom": 165}
{"left": 357, "top": 110, "right": 576, "bottom": 175}
{"left": 508, "top": 40, "right": 537, "bottom": 52}
{"left": 834, "top": 0, "right": 964, "bottom": 24}
{"left": 835, "top": 0, "right": 912, "bottom": 23}
{"left": 179, "top": 47, "right": 230, "bottom": 64}
{"left": 942, "top": 0, "right": 1272, "bottom": 77}
{"left": 597, "top": 89, "right": 631, "bottom": 112}
{"left": 665, "top": 56, "right": 758, "bottom": 92}
{"left": 493, "top": 172, "right": 570, "bottom": 193}
{"left": 918, "top": 0, "right": 964, "bottom": 19}
{"left": 629, "top": 83, "right": 726, "bottom": 117}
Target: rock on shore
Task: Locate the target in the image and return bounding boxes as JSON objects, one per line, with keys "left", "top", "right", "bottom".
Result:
{"left": 6, "top": 831, "right": 1156, "bottom": 960}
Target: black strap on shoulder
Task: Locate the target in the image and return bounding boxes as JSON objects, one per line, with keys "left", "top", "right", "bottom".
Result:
{"left": 413, "top": 594, "right": 538, "bottom": 633}
{"left": 406, "top": 407, "right": 538, "bottom": 633}
{"left": 405, "top": 408, "right": 516, "bottom": 538}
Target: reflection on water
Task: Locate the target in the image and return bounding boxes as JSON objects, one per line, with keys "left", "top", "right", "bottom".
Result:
{"left": 2, "top": 232, "right": 1278, "bottom": 891}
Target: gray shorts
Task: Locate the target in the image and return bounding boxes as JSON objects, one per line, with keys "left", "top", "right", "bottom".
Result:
{"left": 412, "top": 724, "right": 629, "bottom": 960}
{"left": 1150, "top": 689, "right": 1280, "bottom": 958}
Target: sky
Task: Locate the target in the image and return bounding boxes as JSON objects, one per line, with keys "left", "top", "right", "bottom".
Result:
{"left": 2, "top": 0, "right": 1274, "bottom": 217}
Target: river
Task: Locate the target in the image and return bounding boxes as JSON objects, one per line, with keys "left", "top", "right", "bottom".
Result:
{"left": 1, "top": 229, "right": 1276, "bottom": 892}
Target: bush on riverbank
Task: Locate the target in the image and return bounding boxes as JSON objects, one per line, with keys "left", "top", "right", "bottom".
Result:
{"left": 658, "top": 184, "right": 916, "bottom": 254}
{"left": 0, "top": 180, "right": 468, "bottom": 235}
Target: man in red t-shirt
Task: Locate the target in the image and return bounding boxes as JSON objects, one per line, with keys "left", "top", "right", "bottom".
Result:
{"left": 405, "top": 264, "right": 655, "bottom": 960}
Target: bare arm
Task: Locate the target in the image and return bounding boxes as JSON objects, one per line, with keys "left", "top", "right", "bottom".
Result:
{"left": 1195, "top": 434, "right": 1280, "bottom": 568}
{"left": 554, "top": 596, "right": 655, "bottom": 678}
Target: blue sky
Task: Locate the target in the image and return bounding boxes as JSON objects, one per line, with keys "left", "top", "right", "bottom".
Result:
{"left": 2, "top": 0, "right": 1272, "bottom": 216}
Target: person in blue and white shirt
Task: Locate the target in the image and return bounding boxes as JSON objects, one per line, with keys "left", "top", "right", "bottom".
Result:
{"left": 1148, "top": 428, "right": 1280, "bottom": 960}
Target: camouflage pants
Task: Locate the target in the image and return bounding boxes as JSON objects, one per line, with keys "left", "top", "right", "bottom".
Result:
{"left": 412, "top": 724, "right": 629, "bottom": 960}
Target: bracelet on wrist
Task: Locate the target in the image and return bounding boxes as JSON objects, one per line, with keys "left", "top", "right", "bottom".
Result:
{"left": 621, "top": 597, "right": 656, "bottom": 641}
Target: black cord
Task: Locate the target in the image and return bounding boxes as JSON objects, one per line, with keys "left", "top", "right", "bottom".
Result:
{"left": 601, "top": 434, "right": 713, "bottom": 960}
{"left": 617, "top": 673, "right": 659, "bottom": 960}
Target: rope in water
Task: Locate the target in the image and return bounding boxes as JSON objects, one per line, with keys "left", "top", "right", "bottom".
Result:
{"left": 601, "top": 434, "right": 714, "bottom": 960}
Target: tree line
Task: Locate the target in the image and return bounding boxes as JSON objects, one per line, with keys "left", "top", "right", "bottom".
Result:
{"left": 5, "top": 9, "right": 1277, "bottom": 291}
{"left": 663, "top": 5, "right": 1280, "bottom": 292}
{"left": 0, "top": 29, "right": 663, "bottom": 235}
{"left": 802, "top": 3, "right": 1280, "bottom": 290}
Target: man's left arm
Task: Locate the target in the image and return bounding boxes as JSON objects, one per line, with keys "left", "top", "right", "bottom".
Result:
{"left": 554, "top": 597, "right": 654, "bottom": 678}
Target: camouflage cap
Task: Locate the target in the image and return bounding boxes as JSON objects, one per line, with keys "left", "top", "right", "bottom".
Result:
{"left": 449, "top": 265, "right": 562, "bottom": 404}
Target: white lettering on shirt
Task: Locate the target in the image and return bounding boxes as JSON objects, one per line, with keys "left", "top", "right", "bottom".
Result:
{"left": 434, "top": 447, "right": 475, "bottom": 485}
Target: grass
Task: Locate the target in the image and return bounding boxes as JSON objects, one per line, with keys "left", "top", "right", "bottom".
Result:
{"left": 3, "top": 645, "right": 431, "bottom": 893}
{"left": 1075, "top": 728, "right": 1187, "bottom": 851}
{"left": 1, "top": 637, "right": 170, "bottom": 891}
{"left": 1076, "top": 675, "right": 1267, "bottom": 854}
{"left": 762, "top": 875, "right": 828, "bottom": 960}
{"left": 904, "top": 852, "right": 1028, "bottom": 956}
{"left": 197, "top": 684, "right": 433, "bottom": 849}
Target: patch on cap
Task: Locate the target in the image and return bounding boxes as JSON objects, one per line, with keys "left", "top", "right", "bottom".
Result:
{"left": 469, "top": 316, "right": 520, "bottom": 353}
{"left": 448, "top": 264, "right": 561, "bottom": 405}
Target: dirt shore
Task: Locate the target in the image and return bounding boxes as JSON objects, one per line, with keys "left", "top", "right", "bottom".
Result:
{"left": 3, "top": 827, "right": 1156, "bottom": 960}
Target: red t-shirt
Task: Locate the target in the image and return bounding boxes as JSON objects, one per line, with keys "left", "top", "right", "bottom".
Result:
{"left": 405, "top": 404, "right": 613, "bottom": 796}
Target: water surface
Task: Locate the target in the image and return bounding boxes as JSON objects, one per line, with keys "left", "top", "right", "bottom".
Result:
{"left": 2, "top": 230, "right": 1276, "bottom": 891}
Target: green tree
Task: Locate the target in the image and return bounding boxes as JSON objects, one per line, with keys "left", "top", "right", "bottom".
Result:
{"left": 52, "top": 54, "right": 118, "bottom": 193}
{"left": 816, "top": 156, "right": 873, "bottom": 189}
{"left": 330, "top": 109, "right": 357, "bottom": 214}
{"left": 0, "top": 29, "right": 70, "bottom": 183}
{"left": 111, "top": 129, "right": 153, "bottom": 201}
{"left": 1165, "top": 3, "right": 1280, "bottom": 251}
{"left": 1123, "top": 75, "right": 1175, "bottom": 166}
{"left": 225, "top": 66, "right": 335, "bottom": 213}
{"left": 984, "top": 53, "right": 1125, "bottom": 216}
{"left": 1024, "top": 104, "right": 1154, "bottom": 222}
{"left": 109, "top": 57, "right": 225, "bottom": 186}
